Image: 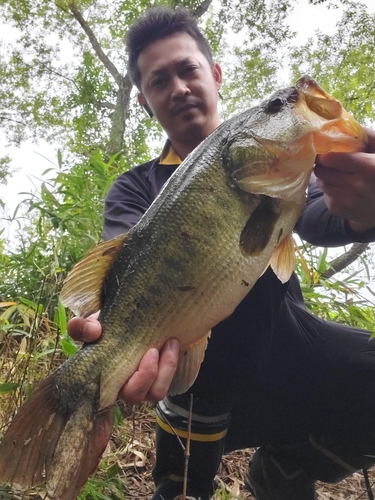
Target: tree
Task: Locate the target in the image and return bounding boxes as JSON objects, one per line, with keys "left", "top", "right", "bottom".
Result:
{"left": 0, "top": 0, "right": 374, "bottom": 302}
{"left": 0, "top": 0, "right": 296, "bottom": 298}
{"left": 290, "top": 0, "right": 375, "bottom": 123}
{"left": 0, "top": 0, "right": 294, "bottom": 157}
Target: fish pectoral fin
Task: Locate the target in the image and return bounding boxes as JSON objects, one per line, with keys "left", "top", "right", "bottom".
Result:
{"left": 240, "top": 197, "right": 281, "bottom": 256}
{"left": 60, "top": 233, "right": 128, "bottom": 317}
{"left": 168, "top": 334, "right": 210, "bottom": 396}
{"left": 270, "top": 233, "right": 296, "bottom": 283}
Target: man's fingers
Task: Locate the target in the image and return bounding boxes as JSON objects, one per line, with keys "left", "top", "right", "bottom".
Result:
{"left": 119, "top": 339, "right": 180, "bottom": 405}
{"left": 364, "top": 127, "right": 375, "bottom": 153}
{"left": 144, "top": 338, "right": 180, "bottom": 401}
{"left": 314, "top": 163, "right": 353, "bottom": 187}
{"left": 118, "top": 349, "right": 160, "bottom": 405}
{"left": 67, "top": 312, "right": 101, "bottom": 342}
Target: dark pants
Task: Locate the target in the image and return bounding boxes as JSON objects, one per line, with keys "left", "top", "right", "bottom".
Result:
{"left": 154, "top": 268, "right": 375, "bottom": 489}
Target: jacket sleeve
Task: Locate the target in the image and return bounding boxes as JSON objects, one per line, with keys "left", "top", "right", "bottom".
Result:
{"left": 294, "top": 174, "right": 375, "bottom": 247}
{"left": 103, "top": 166, "right": 154, "bottom": 240}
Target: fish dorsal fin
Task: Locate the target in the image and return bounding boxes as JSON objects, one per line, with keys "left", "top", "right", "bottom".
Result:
{"left": 168, "top": 334, "right": 210, "bottom": 396}
{"left": 240, "top": 197, "right": 281, "bottom": 256}
{"left": 60, "top": 234, "right": 128, "bottom": 318}
{"left": 270, "top": 233, "right": 295, "bottom": 283}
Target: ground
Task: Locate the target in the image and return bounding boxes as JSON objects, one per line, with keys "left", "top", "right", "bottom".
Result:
{"left": 1, "top": 403, "right": 374, "bottom": 500}
{"left": 114, "top": 403, "right": 375, "bottom": 500}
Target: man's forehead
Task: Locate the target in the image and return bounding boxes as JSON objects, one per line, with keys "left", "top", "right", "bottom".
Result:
{"left": 137, "top": 33, "right": 204, "bottom": 74}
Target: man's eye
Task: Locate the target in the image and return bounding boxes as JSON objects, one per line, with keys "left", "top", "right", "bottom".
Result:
{"left": 151, "top": 77, "right": 166, "bottom": 88}
{"left": 152, "top": 79, "right": 163, "bottom": 87}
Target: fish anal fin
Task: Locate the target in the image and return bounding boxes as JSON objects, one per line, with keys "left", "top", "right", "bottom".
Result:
{"left": 60, "top": 233, "right": 128, "bottom": 318}
{"left": 240, "top": 197, "right": 281, "bottom": 256}
{"left": 168, "top": 334, "right": 210, "bottom": 396}
{"left": 270, "top": 233, "right": 296, "bottom": 283}
{"left": 0, "top": 376, "right": 68, "bottom": 489}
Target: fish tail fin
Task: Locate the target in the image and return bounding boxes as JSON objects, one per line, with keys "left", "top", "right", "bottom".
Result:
{"left": 0, "top": 373, "right": 114, "bottom": 500}
{"left": 0, "top": 376, "right": 67, "bottom": 488}
{"left": 47, "top": 401, "right": 114, "bottom": 500}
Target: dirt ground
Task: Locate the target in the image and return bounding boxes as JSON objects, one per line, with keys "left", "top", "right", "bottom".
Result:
{"left": 1, "top": 404, "right": 374, "bottom": 499}
{"left": 118, "top": 405, "right": 375, "bottom": 500}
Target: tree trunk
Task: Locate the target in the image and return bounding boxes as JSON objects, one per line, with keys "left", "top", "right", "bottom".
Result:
{"left": 107, "top": 74, "right": 133, "bottom": 157}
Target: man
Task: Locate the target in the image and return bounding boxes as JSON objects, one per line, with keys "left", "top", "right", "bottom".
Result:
{"left": 69, "top": 7, "right": 375, "bottom": 500}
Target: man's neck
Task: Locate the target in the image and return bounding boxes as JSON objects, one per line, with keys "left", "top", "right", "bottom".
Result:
{"left": 170, "top": 139, "right": 203, "bottom": 160}
{"left": 169, "top": 119, "right": 221, "bottom": 160}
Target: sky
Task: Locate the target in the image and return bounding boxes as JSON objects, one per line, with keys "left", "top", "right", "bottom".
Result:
{"left": 1, "top": 0, "right": 375, "bottom": 235}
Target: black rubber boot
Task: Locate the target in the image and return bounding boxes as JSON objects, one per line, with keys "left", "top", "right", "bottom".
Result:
{"left": 151, "top": 398, "right": 228, "bottom": 500}
{"left": 245, "top": 446, "right": 317, "bottom": 500}
{"left": 246, "top": 437, "right": 375, "bottom": 500}
{"left": 152, "top": 422, "right": 224, "bottom": 500}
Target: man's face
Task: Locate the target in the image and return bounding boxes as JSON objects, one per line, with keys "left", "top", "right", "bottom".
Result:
{"left": 137, "top": 32, "right": 222, "bottom": 148}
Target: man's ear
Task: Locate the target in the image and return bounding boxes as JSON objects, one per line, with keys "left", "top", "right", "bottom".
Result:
{"left": 213, "top": 63, "right": 222, "bottom": 90}
{"left": 137, "top": 93, "right": 154, "bottom": 118}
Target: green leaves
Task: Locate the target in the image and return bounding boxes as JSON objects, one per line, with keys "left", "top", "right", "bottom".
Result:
{"left": 0, "top": 0, "right": 374, "bottom": 339}
{"left": 295, "top": 239, "right": 375, "bottom": 333}
{"left": 0, "top": 382, "right": 18, "bottom": 393}
{"left": 290, "top": 1, "right": 375, "bottom": 123}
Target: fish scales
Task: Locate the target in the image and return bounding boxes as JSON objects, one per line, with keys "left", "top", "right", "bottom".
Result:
{"left": 97, "top": 155, "right": 265, "bottom": 403}
{"left": 0, "top": 76, "right": 368, "bottom": 500}
{"left": 97, "top": 146, "right": 271, "bottom": 383}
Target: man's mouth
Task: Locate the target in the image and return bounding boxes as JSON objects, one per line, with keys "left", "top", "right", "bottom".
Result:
{"left": 171, "top": 101, "right": 198, "bottom": 116}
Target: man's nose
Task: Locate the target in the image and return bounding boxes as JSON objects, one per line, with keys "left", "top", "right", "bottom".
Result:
{"left": 171, "top": 78, "right": 191, "bottom": 99}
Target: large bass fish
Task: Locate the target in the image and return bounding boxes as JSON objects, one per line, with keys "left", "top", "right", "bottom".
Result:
{"left": 0, "top": 76, "right": 367, "bottom": 499}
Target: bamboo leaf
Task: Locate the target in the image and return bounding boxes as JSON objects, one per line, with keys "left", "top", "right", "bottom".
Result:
{"left": 0, "top": 383, "right": 18, "bottom": 393}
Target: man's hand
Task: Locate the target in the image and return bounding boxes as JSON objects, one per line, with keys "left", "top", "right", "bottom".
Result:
{"left": 67, "top": 314, "right": 180, "bottom": 405}
{"left": 315, "top": 127, "right": 375, "bottom": 233}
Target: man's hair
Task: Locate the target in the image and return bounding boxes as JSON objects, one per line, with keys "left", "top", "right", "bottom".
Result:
{"left": 126, "top": 7, "right": 214, "bottom": 90}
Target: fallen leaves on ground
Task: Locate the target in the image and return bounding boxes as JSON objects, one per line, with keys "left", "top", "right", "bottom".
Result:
{"left": 2, "top": 404, "right": 375, "bottom": 499}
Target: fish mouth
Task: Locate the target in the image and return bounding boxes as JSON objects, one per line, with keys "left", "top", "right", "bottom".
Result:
{"left": 295, "top": 75, "right": 368, "bottom": 153}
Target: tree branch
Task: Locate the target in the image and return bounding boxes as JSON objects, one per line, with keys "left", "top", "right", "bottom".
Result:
{"left": 0, "top": 115, "right": 25, "bottom": 126}
{"left": 92, "top": 100, "right": 116, "bottom": 111}
{"left": 39, "top": 63, "right": 78, "bottom": 87}
{"left": 68, "top": 3, "right": 123, "bottom": 88}
{"left": 319, "top": 243, "right": 369, "bottom": 281}
{"left": 193, "top": 0, "right": 214, "bottom": 18}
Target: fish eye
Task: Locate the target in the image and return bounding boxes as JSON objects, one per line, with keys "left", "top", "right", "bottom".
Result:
{"left": 271, "top": 97, "right": 284, "bottom": 107}
{"left": 266, "top": 87, "right": 300, "bottom": 113}
{"left": 267, "top": 97, "right": 286, "bottom": 113}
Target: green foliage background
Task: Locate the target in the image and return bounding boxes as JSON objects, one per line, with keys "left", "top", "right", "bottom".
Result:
{"left": 0, "top": 0, "right": 375, "bottom": 497}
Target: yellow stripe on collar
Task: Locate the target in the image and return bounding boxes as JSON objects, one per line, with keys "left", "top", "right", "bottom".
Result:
{"left": 160, "top": 141, "right": 182, "bottom": 165}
